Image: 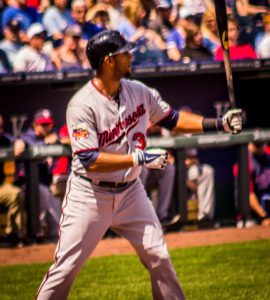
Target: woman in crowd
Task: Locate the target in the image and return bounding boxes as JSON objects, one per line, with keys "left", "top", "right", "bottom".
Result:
{"left": 50, "top": 24, "right": 89, "bottom": 70}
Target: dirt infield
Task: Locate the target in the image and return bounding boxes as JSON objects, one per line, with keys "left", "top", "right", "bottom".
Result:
{"left": 0, "top": 226, "right": 270, "bottom": 266}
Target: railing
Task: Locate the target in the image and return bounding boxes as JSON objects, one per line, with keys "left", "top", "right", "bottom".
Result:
{"left": 0, "top": 58, "right": 269, "bottom": 85}
{"left": 1, "top": 129, "right": 270, "bottom": 237}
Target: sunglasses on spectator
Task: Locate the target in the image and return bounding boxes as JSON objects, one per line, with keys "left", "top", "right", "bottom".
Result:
{"left": 70, "top": 35, "right": 81, "bottom": 40}
{"left": 74, "top": 9, "right": 86, "bottom": 14}
{"left": 39, "top": 123, "right": 53, "bottom": 127}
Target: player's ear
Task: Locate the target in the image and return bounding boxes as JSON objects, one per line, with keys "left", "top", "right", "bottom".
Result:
{"left": 104, "top": 56, "right": 114, "bottom": 68}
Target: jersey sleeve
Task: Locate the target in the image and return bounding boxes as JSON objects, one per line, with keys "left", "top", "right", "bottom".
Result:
{"left": 147, "top": 86, "right": 172, "bottom": 124}
{"left": 66, "top": 104, "right": 99, "bottom": 155}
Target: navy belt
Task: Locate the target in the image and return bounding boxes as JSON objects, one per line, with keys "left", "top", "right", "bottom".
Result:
{"left": 79, "top": 176, "right": 132, "bottom": 188}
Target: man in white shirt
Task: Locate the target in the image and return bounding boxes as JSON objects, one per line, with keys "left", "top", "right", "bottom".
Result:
{"left": 13, "top": 22, "right": 55, "bottom": 72}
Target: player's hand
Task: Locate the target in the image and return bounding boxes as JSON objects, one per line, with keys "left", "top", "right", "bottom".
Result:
{"left": 222, "top": 108, "right": 243, "bottom": 134}
{"left": 14, "top": 139, "right": 26, "bottom": 157}
{"left": 132, "top": 148, "right": 168, "bottom": 170}
{"left": 45, "top": 133, "right": 58, "bottom": 144}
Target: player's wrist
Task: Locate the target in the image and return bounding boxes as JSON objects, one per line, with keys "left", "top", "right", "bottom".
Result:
{"left": 132, "top": 150, "right": 145, "bottom": 166}
{"left": 202, "top": 118, "right": 223, "bottom": 132}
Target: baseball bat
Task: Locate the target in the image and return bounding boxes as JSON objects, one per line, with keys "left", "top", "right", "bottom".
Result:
{"left": 214, "top": 0, "right": 236, "bottom": 109}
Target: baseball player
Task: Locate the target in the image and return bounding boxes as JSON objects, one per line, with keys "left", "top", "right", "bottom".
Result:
{"left": 36, "top": 30, "right": 243, "bottom": 300}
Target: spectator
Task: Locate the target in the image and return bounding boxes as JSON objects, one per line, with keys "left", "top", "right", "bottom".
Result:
{"left": 50, "top": 124, "right": 71, "bottom": 201}
{"left": 234, "top": 0, "right": 269, "bottom": 45}
{"left": 0, "top": 114, "right": 25, "bottom": 246}
{"left": 200, "top": 8, "right": 220, "bottom": 55}
{"left": 140, "top": 124, "right": 180, "bottom": 227}
{"left": 50, "top": 24, "right": 89, "bottom": 70}
{"left": 185, "top": 148, "right": 215, "bottom": 228}
{"left": 1, "top": 0, "right": 42, "bottom": 37}
{"left": 117, "top": 0, "right": 144, "bottom": 41}
{"left": 42, "top": 0, "right": 73, "bottom": 47}
{"left": 69, "top": 0, "right": 103, "bottom": 42}
{"left": 234, "top": 141, "right": 270, "bottom": 227}
{"left": 18, "top": 108, "right": 58, "bottom": 186}
{"left": 166, "top": 8, "right": 195, "bottom": 61}
{"left": 13, "top": 22, "right": 55, "bottom": 72}
{"left": 91, "top": 8, "right": 111, "bottom": 29}
{"left": 0, "top": 19, "right": 24, "bottom": 68}
{"left": 117, "top": 0, "right": 168, "bottom": 65}
{"left": 101, "top": 0, "right": 121, "bottom": 30}
{"left": 14, "top": 108, "right": 62, "bottom": 241}
{"left": 215, "top": 15, "right": 257, "bottom": 61}
{"left": 256, "top": 13, "right": 270, "bottom": 58}
{"left": 148, "top": 0, "right": 175, "bottom": 42}
{"left": 180, "top": 22, "right": 213, "bottom": 62}
{"left": 180, "top": 0, "right": 208, "bottom": 26}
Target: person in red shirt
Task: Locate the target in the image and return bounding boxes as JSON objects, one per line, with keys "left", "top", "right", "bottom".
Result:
{"left": 215, "top": 14, "right": 257, "bottom": 61}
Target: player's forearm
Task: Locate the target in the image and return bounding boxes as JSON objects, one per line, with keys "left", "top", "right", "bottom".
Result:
{"left": 249, "top": 192, "right": 268, "bottom": 218}
{"left": 87, "top": 152, "right": 134, "bottom": 172}
{"left": 172, "top": 111, "right": 204, "bottom": 134}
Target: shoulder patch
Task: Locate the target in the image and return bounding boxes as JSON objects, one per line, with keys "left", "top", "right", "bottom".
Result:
{"left": 72, "top": 123, "right": 89, "bottom": 140}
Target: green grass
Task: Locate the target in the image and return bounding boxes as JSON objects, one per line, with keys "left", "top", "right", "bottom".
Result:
{"left": 0, "top": 240, "right": 269, "bottom": 300}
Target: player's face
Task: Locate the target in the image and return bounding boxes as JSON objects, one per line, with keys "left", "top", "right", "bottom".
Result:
{"left": 111, "top": 51, "right": 133, "bottom": 78}
{"left": 228, "top": 21, "right": 239, "bottom": 44}
{"left": 193, "top": 30, "right": 202, "bottom": 46}
{"left": 72, "top": 4, "right": 86, "bottom": 23}
{"left": 34, "top": 123, "right": 54, "bottom": 137}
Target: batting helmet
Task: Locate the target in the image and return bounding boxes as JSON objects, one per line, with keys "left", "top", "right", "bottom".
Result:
{"left": 86, "top": 30, "right": 136, "bottom": 70}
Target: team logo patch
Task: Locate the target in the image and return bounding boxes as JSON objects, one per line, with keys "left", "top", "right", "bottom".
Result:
{"left": 72, "top": 123, "right": 89, "bottom": 140}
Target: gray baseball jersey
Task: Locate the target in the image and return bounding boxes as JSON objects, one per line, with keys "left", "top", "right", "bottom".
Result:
{"left": 66, "top": 78, "right": 171, "bottom": 181}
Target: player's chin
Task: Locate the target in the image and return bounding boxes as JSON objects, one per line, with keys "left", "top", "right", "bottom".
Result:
{"left": 124, "top": 69, "right": 131, "bottom": 78}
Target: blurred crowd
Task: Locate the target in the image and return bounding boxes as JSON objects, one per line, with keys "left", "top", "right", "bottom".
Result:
{"left": 0, "top": 0, "right": 270, "bottom": 73}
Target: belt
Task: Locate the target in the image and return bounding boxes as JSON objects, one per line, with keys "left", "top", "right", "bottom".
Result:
{"left": 79, "top": 176, "right": 131, "bottom": 188}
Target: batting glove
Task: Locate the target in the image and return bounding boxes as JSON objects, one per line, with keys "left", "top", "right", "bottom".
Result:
{"left": 132, "top": 148, "right": 168, "bottom": 170}
{"left": 222, "top": 108, "right": 243, "bottom": 134}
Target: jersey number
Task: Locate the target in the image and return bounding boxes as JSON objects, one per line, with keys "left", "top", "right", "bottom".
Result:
{"left": 133, "top": 132, "right": 146, "bottom": 150}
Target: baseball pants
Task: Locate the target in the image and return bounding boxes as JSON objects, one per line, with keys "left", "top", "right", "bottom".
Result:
{"left": 0, "top": 183, "right": 25, "bottom": 237}
{"left": 36, "top": 175, "right": 185, "bottom": 300}
{"left": 196, "top": 164, "right": 215, "bottom": 221}
{"left": 38, "top": 184, "right": 62, "bottom": 238}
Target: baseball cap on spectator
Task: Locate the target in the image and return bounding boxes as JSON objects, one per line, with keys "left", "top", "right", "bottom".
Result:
{"left": 27, "top": 22, "right": 46, "bottom": 39}
{"left": 59, "top": 124, "right": 69, "bottom": 138}
{"left": 34, "top": 109, "right": 54, "bottom": 125}
{"left": 185, "top": 148, "right": 198, "bottom": 158}
{"left": 179, "top": 7, "right": 193, "bottom": 19}
{"left": 5, "top": 19, "right": 21, "bottom": 34}
{"left": 65, "top": 24, "right": 82, "bottom": 37}
{"left": 156, "top": 0, "right": 172, "bottom": 9}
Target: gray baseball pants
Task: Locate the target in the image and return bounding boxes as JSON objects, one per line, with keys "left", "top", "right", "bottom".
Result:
{"left": 36, "top": 175, "right": 185, "bottom": 300}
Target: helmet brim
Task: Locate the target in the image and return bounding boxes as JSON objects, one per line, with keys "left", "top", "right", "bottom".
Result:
{"left": 111, "top": 41, "right": 137, "bottom": 56}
